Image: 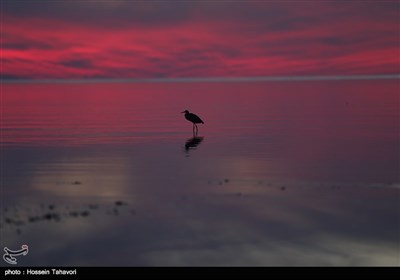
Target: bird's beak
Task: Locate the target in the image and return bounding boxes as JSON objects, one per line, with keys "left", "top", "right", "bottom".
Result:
{"left": 181, "top": 111, "right": 185, "bottom": 113}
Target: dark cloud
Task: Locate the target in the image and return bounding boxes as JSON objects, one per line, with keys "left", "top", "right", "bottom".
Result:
{"left": 2, "top": 1, "right": 194, "bottom": 28}
{"left": 0, "top": 1, "right": 366, "bottom": 30}
{"left": 1, "top": 73, "right": 27, "bottom": 80}
{"left": 3, "top": 1, "right": 398, "bottom": 28}
{"left": 60, "top": 59, "right": 94, "bottom": 69}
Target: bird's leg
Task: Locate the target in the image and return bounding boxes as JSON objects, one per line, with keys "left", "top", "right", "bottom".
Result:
{"left": 194, "top": 124, "right": 198, "bottom": 136}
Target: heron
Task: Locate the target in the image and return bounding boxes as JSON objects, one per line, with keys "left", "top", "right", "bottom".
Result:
{"left": 181, "top": 110, "right": 204, "bottom": 135}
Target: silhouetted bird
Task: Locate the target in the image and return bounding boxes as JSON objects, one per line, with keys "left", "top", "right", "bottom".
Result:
{"left": 181, "top": 110, "right": 204, "bottom": 135}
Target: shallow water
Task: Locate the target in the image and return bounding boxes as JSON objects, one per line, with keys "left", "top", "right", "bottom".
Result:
{"left": 1, "top": 80, "right": 399, "bottom": 266}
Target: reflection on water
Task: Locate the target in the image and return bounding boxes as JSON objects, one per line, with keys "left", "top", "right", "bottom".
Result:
{"left": 185, "top": 136, "right": 204, "bottom": 155}
{"left": 1, "top": 80, "right": 399, "bottom": 266}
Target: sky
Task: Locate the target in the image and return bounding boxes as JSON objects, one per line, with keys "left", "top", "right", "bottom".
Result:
{"left": 2, "top": 0, "right": 399, "bottom": 80}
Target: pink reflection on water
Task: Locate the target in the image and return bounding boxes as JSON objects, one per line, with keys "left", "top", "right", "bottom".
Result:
{"left": 2, "top": 80, "right": 399, "bottom": 148}
{"left": 3, "top": 83, "right": 182, "bottom": 145}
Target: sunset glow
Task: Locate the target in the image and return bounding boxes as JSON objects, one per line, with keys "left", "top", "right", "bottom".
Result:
{"left": 2, "top": 1, "right": 399, "bottom": 79}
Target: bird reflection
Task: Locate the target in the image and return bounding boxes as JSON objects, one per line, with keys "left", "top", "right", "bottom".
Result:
{"left": 185, "top": 136, "right": 204, "bottom": 154}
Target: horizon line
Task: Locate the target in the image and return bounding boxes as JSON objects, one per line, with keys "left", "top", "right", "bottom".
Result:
{"left": 2, "top": 74, "right": 399, "bottom": 84}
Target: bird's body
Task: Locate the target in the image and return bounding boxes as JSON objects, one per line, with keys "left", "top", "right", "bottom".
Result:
{"left": 184, "top": 112, "right": 204, "bottom": 124}
{"left": 181, "top": 110, "right": 204, "bottom": 135}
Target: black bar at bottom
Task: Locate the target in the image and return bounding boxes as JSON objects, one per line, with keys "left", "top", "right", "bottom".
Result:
{"left": 1, "top": 267, "right": 397, "bottom": 278}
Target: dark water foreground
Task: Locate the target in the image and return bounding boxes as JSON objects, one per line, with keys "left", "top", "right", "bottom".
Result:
{"left": 1, "top": 80, "right": 399, "bottom": 266}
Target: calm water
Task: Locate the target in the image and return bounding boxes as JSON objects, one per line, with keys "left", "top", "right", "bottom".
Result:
{"left": 1, "top": 80, "right": 399, "bottom": 266}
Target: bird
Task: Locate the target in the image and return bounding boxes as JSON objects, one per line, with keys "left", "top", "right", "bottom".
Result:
{"left": 181, "top": 110, "right": 204, "bottom": 135}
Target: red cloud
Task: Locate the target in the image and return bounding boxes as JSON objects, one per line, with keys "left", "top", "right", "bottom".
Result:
{"left": 2, "top": 2, "right": 399, "bottom": 79}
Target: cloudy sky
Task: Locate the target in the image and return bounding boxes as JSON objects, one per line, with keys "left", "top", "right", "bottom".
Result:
{"left": 2, "top": 0, "right": 399, "bottom": 79}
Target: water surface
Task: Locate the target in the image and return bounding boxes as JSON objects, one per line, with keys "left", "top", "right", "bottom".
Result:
{"left": 1, "top": 80, "right": 399, "bottom": 266}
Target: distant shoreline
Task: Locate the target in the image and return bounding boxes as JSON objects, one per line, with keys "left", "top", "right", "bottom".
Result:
{"left": 2, "top": 74, "right": 400, "bottom": 84}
